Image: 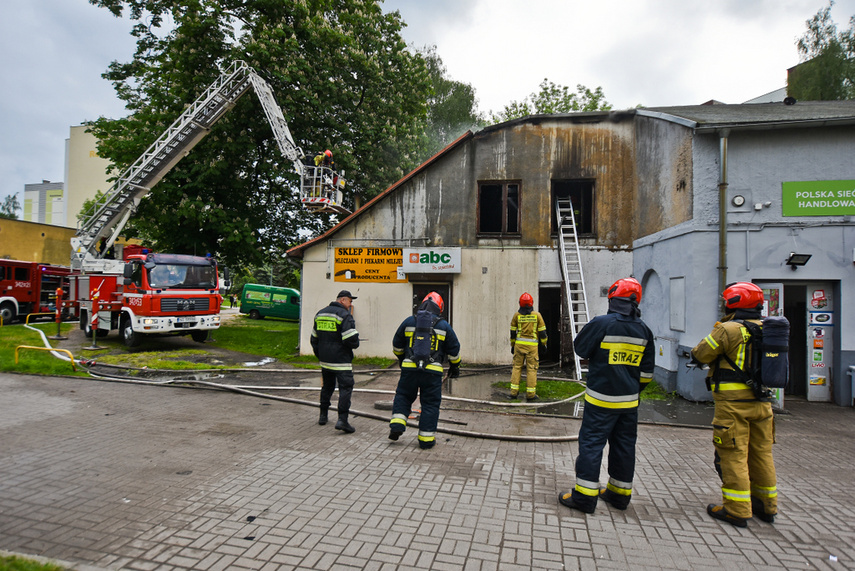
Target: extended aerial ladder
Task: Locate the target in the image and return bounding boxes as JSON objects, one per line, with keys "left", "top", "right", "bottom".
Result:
{"left": 71, "top": 60, "right": 349, "bottom": 271}
{"left": 555, "top": 198, "right": 591, "bottom": 386}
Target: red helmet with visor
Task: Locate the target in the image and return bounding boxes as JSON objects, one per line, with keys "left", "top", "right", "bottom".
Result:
{"left": 423, "top": 291, "right": 444, "bottom": 313}
{"left": 722, "top": 282, "right": 764, "bottom": 310}
{"left": 608, "top": 277, "right": 642, "bottom": 302}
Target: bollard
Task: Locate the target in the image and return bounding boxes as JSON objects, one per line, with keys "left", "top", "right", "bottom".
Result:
{"left": 49, "top": 286, "right": 68, "bottom": 340}
{"left": 82, "top": 291, "right": 106, "bottom": 351}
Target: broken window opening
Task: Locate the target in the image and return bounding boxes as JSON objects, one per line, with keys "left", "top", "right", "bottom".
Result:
{"left": 478, "top": 181, "right": 520, "bottom": 236}
{"left": 551, "top": 180, "right": 595, "bottom": 237}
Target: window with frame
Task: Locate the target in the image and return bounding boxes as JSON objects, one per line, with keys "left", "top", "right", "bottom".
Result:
{"left": 478, "top": 181, "right": 520, "bottom": 236}
{"left": 551, "top": 180, "right": 595, "bottom": 237}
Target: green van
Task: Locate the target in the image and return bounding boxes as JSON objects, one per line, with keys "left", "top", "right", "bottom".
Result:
{"left": 239, "top": 284, "right": 301, "bottom": 321}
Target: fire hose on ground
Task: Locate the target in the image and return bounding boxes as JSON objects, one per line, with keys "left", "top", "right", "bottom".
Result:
{"left": 19, "top": 320, "right": 710, "bottom": 440}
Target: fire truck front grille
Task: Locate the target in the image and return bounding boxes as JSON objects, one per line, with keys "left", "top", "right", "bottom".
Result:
{"left": 160, "top": 297, "right": 211, "bottom": 312}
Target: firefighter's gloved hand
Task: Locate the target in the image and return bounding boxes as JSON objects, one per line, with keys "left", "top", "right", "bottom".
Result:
{"left": 449, "top": 363, "right": 460, "bottom": 378}
{"left": 510, "top": 344, "right": 515, "bottom": 355}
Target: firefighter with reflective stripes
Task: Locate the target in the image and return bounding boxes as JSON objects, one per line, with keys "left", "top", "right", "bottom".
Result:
{"left": 389, "top": 292, "right": 461, "bottom": 449}
{"left": 509, "top": 292, "right": 548, "bottom": 400}
{"left": 691, "top": 282, "right": 777, "bottom": 528}
{"left": 559, "top": 278, "right": 654, "bottom": 513}
{"left": 311, "top": 290, "right": 360, "bottom": 433}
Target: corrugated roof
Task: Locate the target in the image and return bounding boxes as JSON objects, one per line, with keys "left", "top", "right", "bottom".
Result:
{"left": 639, "top": 100, "right": 855, "bottom": 131}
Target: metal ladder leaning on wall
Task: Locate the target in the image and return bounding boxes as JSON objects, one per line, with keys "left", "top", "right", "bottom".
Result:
{"left": 555, "top": 198, "right": 591, "bottom": 414}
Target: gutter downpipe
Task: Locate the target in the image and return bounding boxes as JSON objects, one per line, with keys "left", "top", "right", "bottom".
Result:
{"left": 718, "top": 130, "right": 730, "bottom": 312}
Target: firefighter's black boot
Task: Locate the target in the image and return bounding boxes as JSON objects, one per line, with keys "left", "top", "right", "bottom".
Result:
{"left": 318, "top": 409, "right": 328, "bottom": 426}
{"left": 751, "top": 496, "right": 776, "bottom": 524}
{"left": 335, "top": 415, "right": 355, "bottom": 433}
{"left": 707, "top": 504, "right": 748, "bottom": 528}
{"left": 558, "top": 491, "right": 595, "bottom": 514}
{"left": 599, "top": 488, "right": 630, "bottom": 510}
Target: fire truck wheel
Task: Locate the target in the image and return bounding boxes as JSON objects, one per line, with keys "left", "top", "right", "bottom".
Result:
{"left": 121, "top": 315, "right": 141, "bottom": 348}
{"left": 191, "top": 330, "right": 209, "bottom": 343}
{"left": 0, "top": 302, "right": 16, "bottom": 324}
{"left": 80, "top": 311, "right": 92, "bottom": 336}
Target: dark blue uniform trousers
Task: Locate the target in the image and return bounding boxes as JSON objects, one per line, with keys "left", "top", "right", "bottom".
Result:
{"left": 320, "top": 368, "right": 354, "bottom": 416}
{"left": 571, "top": 404, "right": 638, "bottom": 511}
{"left": 391, "top": 369, "right": 443, "bottom": 438}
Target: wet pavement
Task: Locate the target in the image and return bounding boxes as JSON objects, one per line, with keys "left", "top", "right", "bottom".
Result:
{"left": 2, "top": 366, "right": 854, "bottom": 570}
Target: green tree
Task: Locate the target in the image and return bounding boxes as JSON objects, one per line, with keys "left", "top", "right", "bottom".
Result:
{"left": 420, "top": 46, "right": 485, "bottom": 157}
{"left": 789, "top": 1, "right": 855, "bottom": 101}
{"left": 489, "top": 79, "right": 612, "bottom": 124}
{"left": 87, "top": 0, "right": 431, "bottom": 269}
{"left": 0, "top": 193, "right": 21, "bottom": 219}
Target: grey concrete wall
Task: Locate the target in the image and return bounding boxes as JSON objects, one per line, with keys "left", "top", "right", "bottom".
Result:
{"left": 634, "top": 125, "right": 855, "bottom": 405}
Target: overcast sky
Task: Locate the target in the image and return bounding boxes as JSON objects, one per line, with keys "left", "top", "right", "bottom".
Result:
{"left": 3, "top": 0, "right": 855, "bottom": 210}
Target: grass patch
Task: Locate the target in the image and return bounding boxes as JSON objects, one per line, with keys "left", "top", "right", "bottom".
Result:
{"left": 0, "top": 323, "right": 86, "bottom": 377}
{"left": 210, "top": 316, "right": 302, "bottom": 361}
{"left": 640, "top": 380, "right": 673, "bottom": 401}
{"left": 210, "top": 316, "right": 396, "bottom": 368}
{"left": 0, "top": 553, "right": 65, "bottom": 570}
{"left": 93, "top": 349, "right": 216, "bottom": 370}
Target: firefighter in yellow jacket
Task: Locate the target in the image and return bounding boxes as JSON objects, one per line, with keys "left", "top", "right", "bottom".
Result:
{"left": 691, "top": 282, "right": 777, "bottom": 528}
{"left": 509, "top": 292, "right": 548, "bottom": 400}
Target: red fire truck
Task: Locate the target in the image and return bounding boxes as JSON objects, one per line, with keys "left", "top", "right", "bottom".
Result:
{"left": 69, "top": 251, "right": 222, "bottom": 347}
{"left": 0, "top": 260, "right": 73, "bottom": 323}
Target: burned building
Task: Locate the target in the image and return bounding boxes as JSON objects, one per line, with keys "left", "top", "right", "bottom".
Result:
{"left": 288, "top": 101, "right": 855, "bottom": 406}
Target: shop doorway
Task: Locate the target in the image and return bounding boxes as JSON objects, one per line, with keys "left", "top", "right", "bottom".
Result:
{"left": 538, "top": 286, "right": 562, "bottom": 364}
{"left": 411, "top": 283, "right": 451, "bottom": 323}
{"left": 784, "top": 285, "right": 807, "bottom": 397}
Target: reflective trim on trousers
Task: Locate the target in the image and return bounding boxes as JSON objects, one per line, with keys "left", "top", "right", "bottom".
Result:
{"left": 751, "top": 484, "right": 777, "bottom": 498}
{"left": 722, "top": 487, "right": 751, "bottom": 503}
{"left": 607, "top": 478, "right": 632, "bottom": 496}
{"left": 390, "top": 414, "right": 407, "bottom": 428}
{"left": 319, "top": 361, "right": 353, "bottom": 371}
{"left": 418, "top": 431, "right": 435, "bottom": 443}
{"left": 575, "top": 477, "right": 600, "bottom": 497}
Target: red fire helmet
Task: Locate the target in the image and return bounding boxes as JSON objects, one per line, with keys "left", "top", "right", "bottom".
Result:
{"left": 722, "top": 282, "right": 764, "bottom": 310}
{"left": 423, "top": 291, "right": 444, "bottom": 312}
{"left": 608, "top": 277, "right": 642, "bottom": 302}
{"left": 519, "top": 292, "right": 534, "bottom": 308}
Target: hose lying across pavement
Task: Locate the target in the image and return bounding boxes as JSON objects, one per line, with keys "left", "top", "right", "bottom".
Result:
{"left": 81, "top": 363, "right": 582, "bottom": 442}
{"left": 22, "top": 320, "right": 709, "bottom": 440}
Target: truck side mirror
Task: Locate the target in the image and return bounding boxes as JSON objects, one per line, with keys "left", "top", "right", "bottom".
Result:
{"left": 123, "top": 263, "right": 133, "bottom": 285}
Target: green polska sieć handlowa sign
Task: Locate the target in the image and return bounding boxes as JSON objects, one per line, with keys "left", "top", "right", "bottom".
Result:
{"left": 782, "top": 180, "right": 855, "bottom": 216}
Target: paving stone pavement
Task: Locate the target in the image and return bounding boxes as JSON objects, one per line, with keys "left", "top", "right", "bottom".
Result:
{"left": 1, "top": 371, "right": 854, "bottom": 571}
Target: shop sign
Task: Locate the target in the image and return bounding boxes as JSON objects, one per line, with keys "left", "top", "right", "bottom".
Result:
{"left": 782, "top": 180, "right": 855, "bottom": 216}
{"left": 333, "top": 247, "right": 407, "bottom": 283}
{"left": 402, "top": 248, "right": 461, "bottom": 273}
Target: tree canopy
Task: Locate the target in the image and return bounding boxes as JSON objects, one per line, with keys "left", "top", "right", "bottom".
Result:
{"left": 789, "top": 1, "right": 855, "bottom": 101}
{"left": 88, "top": 0, "right": 433, "bottom": 269}
{"left": 489, "top": 79, "right": 612, "bottom": 123}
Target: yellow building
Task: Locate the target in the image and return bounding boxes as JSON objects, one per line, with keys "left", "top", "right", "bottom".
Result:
{"left": 0, "top": 218, "right": 75, "bottom": 266}
{"left": 64, "top": 125, "right": 114, "bottom": 229}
